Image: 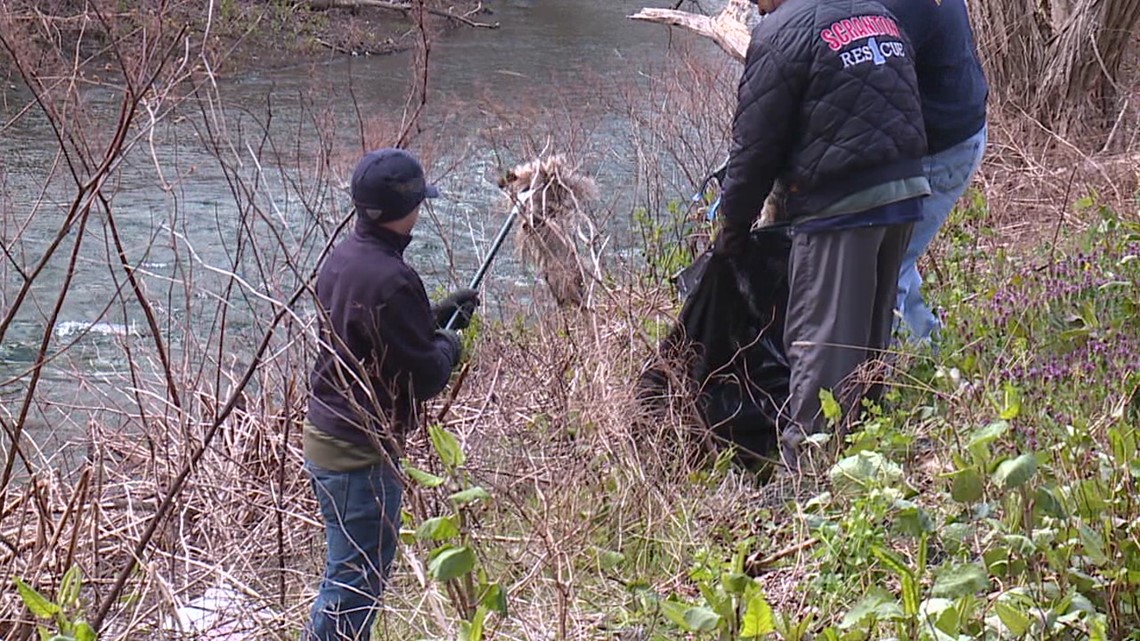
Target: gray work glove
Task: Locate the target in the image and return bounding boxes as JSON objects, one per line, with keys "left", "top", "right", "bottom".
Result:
{"left": 432, "top": 288, "right": 481, "bottom": 330}
{"left": 435, "top": 329, "right": 463, "bottom": 368}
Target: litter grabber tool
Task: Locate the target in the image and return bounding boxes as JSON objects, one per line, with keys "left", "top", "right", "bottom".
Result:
{"left": 693, "top": 157, "right": 729, "bottom": 222}
{"left": 668, "top": 158, "right": 730, "bottom": 298}
{"left": 443, "top": 199, "right": 524, "bottom": 331}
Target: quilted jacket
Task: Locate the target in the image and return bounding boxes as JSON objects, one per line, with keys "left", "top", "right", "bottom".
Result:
{"left": 719, "top": 0, "right": 928, "bottom": 229}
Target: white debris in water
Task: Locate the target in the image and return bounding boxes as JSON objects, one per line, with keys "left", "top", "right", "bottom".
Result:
{"left": 52, "top": 320, "right": 142, "bottom": 339}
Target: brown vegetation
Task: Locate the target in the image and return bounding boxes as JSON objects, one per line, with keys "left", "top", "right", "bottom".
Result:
{"left": 0, "top": 1, "right": 1137, "bottom": 640}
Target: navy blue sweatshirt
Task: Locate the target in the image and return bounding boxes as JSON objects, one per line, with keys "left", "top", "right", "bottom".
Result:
{"left": 879, "top": 0, "right": 988, "bottom": 154}
{"left": 307, "top": 218, "right": 459, "bottom": 451}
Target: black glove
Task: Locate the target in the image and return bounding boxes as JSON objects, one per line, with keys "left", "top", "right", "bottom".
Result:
{"left": 431, "top": 288, "right": 481, "bottom": 330}
{"left": 712, "top": 223, "right": 749, "bottom": 258}
{"left": 435, "top": 329, "right": 463, "bottom": 368}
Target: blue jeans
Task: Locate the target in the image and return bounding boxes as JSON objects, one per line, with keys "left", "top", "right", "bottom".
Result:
{"left": 304, "top": 460, "right": 403, "bottom": 641}
{"left": 896, "top": 126, "right": 988, "bottom": 343}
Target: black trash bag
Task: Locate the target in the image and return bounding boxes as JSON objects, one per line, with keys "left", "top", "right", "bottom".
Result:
{"left": 638, "top": 226, "right": 793, "bottom": 467}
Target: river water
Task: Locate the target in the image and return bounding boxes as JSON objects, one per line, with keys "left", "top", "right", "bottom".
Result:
{"left": 0, "top": 0, "right": 733, "bottom": 457}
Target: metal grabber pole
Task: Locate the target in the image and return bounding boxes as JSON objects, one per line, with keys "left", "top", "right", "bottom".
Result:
{"left": 444, "top": 200, "right": 524, "bottom": 330}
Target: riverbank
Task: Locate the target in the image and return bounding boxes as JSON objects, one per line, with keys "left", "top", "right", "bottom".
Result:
{"left": 7, "top": 190, "right": 1140, "bottom": 639}
{"left": 3, "top": 1, "right": 1140, "bottom": 638}
{"left": 0, "top": 0, "right": 493, "bottom": 78}
{"left": 205, "top": 0, "right": 496, "bottom": 70}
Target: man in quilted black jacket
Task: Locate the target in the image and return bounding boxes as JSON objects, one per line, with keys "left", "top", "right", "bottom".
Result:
{"left": 713, "top": 0, "right": 931, "bottom": 470}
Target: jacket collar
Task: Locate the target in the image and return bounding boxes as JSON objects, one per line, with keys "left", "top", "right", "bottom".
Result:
{"left": 354, "top": 216, "right": 413, "bottom": 254}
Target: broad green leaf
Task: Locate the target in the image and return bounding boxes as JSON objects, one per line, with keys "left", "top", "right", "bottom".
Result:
{"left": 1108, "top": 426, "right": 1137, "bottom": 466}
{"left": 402, "top": 463, "right": 445, "bottom": 488}
{"left": 74, "top": 623, "right": 96, "bottom": 641}
{"left": 872, "top": 545, "right": 913, "bottom": 580}
{"left": 1070, "top": 479, "right": 1109, "bottom": 519}
{"left": 658, "top": 600, "right": 690, "bottom": 629}
{"left": 682, "top": 606, "right": 721, "bottom": 632}
{"left": 1003, "top": 534, "right": 1037, "bottom": 556}
{"left": 778, "top": 611, "right": 815, "bottom": 641}
{"left": 722, "top": 572, "right": 751, "bottom": 596}
{"left": 741, "top": 591, "right": 775, "bottom": 637}
{"left": 698, "top": 582, "right": 732, "bottom": 622}
{"left": 1000, "top": 383, "right": 1021, "bottom": 420}
{"left": 919, "top": 598, "right": 954, "bottom": 631}
{"left": 428, "top": 423, "right": 466, "bottom": 469}
{"left": 819, "top": 389, "right": 842, "bottom": 425}
{"left": 1089, "top": 613, "right": 1109, "bottom": 641}
{"left": 901, "top": 574, "right": 920, "bottom": 617}
{"left": 894, "top": 500, "right": 934, "bottom": 536}
{"left": 968, "top": 420, "right": 1009, "bottom": 447}
{"left": 459, "top": 606, "right": 487, "bottom": 641}
{"left": 1035, "top": 486, "right": 1067, "bottom": 518}
{"left": 950, "top": 467, "right": 985, "bottom": 503}
{"left": 1079, "top": 524, "right": 1108, "bottom": 566}
{"left": 427, "top": 545, "right": 476, "bottom": 582}
{"left": 993, "top": 454, "right": 1038, "bottom": 490}
{"left": 828, "top": 451, "right": 902, "bottom": 493}
{"left": 449, "top": 486, "right": 491, "bottom": 505}
{"left": 14, "top": 577, "right": 59, "bottom": 618}
{"left": 60, "top": 566, "right": 82, "bottom": 608}
{"left": 931, "top": 563, "right": 989, "bottom": 598}
{"left": 840, "top": 587, "right": 904, "bottom": 629}
{"left": 480, "top": 583, "right": 508, "bottom": 616}
{"left": 1064, "top": 591, "right": 1095, "bottom": 615}
{"left": 415, "top": 516, "right": 460, "bottom": 541}
{"left": 967, "top": 420, "right": 1009, "bottom": 460}
{"left": 984, "top": 546, "right": 1010, "bottom": 576}
{"left": 994, "top": 600, "right": 1033, "bottom": 636}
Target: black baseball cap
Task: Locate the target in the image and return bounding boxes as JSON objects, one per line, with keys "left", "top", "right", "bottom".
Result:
{"left": 351, "top": 148, "right": 440, "bottom": 221}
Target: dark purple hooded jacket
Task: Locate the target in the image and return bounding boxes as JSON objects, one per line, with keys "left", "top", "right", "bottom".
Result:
{"left": 307, "top": 217, "right": 459, "bottom": 451}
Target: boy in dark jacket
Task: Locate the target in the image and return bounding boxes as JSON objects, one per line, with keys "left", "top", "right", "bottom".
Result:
{"left": 880, "top": 0, "right": 988, "bottom": 344}
{"left": 713, "top": 0, "right": 930, "bottom": 469}
{"left": 304, "top": 148, "right": 479, "bottom": 641}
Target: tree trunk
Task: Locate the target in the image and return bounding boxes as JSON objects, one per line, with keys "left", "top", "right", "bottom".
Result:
{"left": 1034, "top": 0, "right": 1140, "bottom": 133}
{"left": 968, "top": 0, "right": 1140, "bottom": 140}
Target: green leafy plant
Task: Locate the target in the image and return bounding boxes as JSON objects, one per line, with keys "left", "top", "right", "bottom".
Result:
{"left": 631, "top": 543, "right": 780, "bottom": 640}
{"left": 403, "top": 423, "right": 507, "bottom": 641}
{"left": 14, "top": 566, "right": 96, "bottom": 641}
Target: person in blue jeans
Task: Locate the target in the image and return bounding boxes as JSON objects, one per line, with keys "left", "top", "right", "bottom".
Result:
{"left": 304, "top": 148, "right": 480, "bottom": 640}
{"left": 881, "top": 0, "right": 989, "bottom": 344}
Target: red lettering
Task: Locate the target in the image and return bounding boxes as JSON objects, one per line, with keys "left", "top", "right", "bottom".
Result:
{"left": 885, "top": 17, "right": 900, "bottom": 37}
{"left": 837, "top": 19, "right": 852, "bottom": 45}
{"left": 821, "top": 28, "right": 842, "bottom": 51}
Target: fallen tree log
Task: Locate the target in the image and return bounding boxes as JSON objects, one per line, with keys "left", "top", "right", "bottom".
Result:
{"left": 629, "top": 0, "right": 753, "bottom": 62}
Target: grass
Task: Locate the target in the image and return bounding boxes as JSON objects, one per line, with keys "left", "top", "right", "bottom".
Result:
{"left": 3, "top": 5, "right": 1140, "bottom": 635}
{"left": 9, "top": 186, "right": 1140, "bottom": 641}
{"left": 337, "top": 187, "right": 1140, "bottom": 641}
